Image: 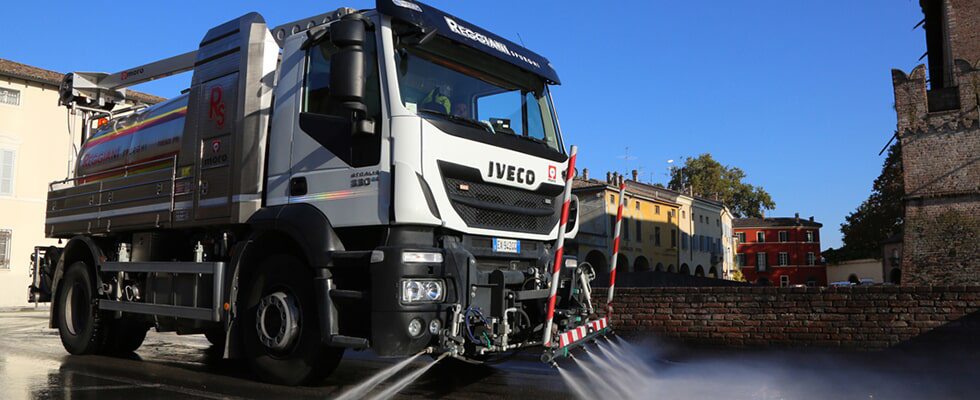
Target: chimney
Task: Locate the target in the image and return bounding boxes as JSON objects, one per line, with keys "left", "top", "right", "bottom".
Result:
{"left": 606, "top": 171, "right": 612, "bottom": 183}
{"left": 583, "top": 168, "right": 589, "bottom": 180}
{"left": 631, "top": 169, "right": 638, "bottom": 182}
{"left": 795, "top": 213, "right": 800, "bottom": 223}
{"left": 809, "top": 216, "right": 814, "bottom": 222}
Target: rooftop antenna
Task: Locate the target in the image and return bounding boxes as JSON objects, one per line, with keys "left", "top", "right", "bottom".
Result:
{"left": 617, "top": 146, "right": 637, "bottom": 171}
{"left": 516, "top": 32, "right": 526, "bottom": 47}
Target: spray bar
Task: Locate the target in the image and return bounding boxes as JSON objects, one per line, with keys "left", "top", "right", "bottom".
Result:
{"left": 542, "top": 317, "right": 611, "bottom": 364}
{"left": 542, "top": 145, "right": 578, "bottom": 348}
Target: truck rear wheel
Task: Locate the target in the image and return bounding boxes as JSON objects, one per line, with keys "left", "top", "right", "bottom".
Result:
{"left": 56, "top": 262, "right": 106, "bottom": 355}
{"left": 242, "top": 254, "right": 344, "bottom": 385}
{"left": 105, "top": 318, "right": 149, "bottom": 354}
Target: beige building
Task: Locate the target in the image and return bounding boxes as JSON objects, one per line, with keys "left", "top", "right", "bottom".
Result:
{"left": 827, "top": 258, "right": 884, "bottom": 284}
{"left": 0, "top": 59, "right": 161, "bottom": 307}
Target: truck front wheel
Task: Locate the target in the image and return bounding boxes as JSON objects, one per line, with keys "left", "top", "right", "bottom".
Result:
{"left": 55, "top": 262, "right": 106, "bottom": 355}
{"left": 241, "top": 254, "right": 344, "bottom": 385}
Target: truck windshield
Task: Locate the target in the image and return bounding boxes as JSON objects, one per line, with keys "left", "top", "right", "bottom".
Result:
{"left": 394, "top": 36, "right": 562, "bottom": 154}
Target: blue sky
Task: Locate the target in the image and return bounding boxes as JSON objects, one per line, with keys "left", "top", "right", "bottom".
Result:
{"left": 1, "top": 1, "right": 926, "bottom": 249}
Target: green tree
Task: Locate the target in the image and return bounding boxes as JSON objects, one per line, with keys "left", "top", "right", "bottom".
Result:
{"left": 667, "top": 154, "right": 775, "bottom": 218}
{"left": 827, "top": 142, "right": 904, "bottom": 262}
{"left": 730, "top": 269, "right": 747, "bottom": 282}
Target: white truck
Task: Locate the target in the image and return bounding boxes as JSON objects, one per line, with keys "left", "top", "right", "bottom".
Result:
{"left": 35, "top": 0, "right": 602, "bottom": 385}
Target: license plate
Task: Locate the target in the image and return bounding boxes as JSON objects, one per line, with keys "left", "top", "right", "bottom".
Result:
{"left": 492, "top": 238, "right": 521, "bottom": 253}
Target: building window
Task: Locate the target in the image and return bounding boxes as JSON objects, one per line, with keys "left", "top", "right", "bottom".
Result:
{"left": 736, "top": 232, "right": 746, "bottom": 242}
{"left": 0, "top": 149, "right": 15, "bottom": 196}
{"left": 609, "top": 215, "right": 616, "bottom": 235}
{"left": 623, "top": 218, "right": 630, "bottom": 241}
{"left": 655, "top": 226, "right": 661, "bottom": 246}
{"left": 655, "top": 205, "right": 660, "bottom": 214}
{"left": 806, "top": 277, "right": 817, "bottom": 287}
{"left": 635, "top": 201, "right": 640, "bottom": 210}
{"left": 609, "top": 194, "right": 615, "bottom": 204}
{"left": 0, "top": 88, "right": 21, "bottom": 106}
{"left": 681, "top": 210, "right": 686, "bottom": 219}
{"left": 635, "top": 220, "right": 641, "bottom": 242}
{"left": 778, "top": 252, "right": 789, "bottom": 266}
{"left": 736, "top": 254, "right": 746, "bottom": 267}
{"left": 807, "top": 252, "right": 816, "bottom": 266}
{"left": 757, "top": 253, "right": 767, "bottom": 271}
{"left": 806, "top": 231, "right": 814, "bottom": 242}
{"left": 778, "top": 231, "right": 788, "bottom": 242}
{"left": 671, "top": 229, "right": 677, "bottom": 248}
{"left": 0, "top": 229, "right": 10, "bottom": 269}
{"left": 756, "top": 231, "right": 765, "bottom": 242}
{"left": 681, "top": 232, "right": 688, "bottom": 249}
{"left": 780, "top": 275, "right": 790, "bottom": 287}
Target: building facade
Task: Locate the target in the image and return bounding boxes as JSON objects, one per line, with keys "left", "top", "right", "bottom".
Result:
{"left": 0, "top": 59, "right": 161, "bottom": 307}
{"left": 734, "top": 215, "right": 826, "bottom": 287}
{"left": 827, "top": 258, "right": 884, "bottom": 285}
{"left": 891, "top": 0, "right": 980, "bottom": 285}
{"left": 571, "top": 170, "right": 737, "bottom": 280}
{"left": 572, "top": 171, "right": 680, "bottom": 274}
{"left": 686, "top": 198, "right": 724, "bottom": 278}
{"left": 720, "top": 207, "right": 736, "bottom": 279}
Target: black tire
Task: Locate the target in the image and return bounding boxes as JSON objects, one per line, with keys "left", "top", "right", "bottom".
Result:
{"left": 204, "top": 327, "right": 226, "bottom": 348}
{"left": 105, "top": 318, "right": 149, "bottom": 354}
{"left": 242, "top": 254, "right": 344, "bottom": 385}
{"left": 55, "top": 262, "right": 106, "bottom": 355}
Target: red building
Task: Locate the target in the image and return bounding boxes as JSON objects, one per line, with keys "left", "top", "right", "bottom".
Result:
{"left": 734, "top": 214, "right": 826, "bottom": 287}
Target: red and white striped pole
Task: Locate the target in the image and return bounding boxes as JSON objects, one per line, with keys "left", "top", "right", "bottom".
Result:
{"left": 606, "top": 182, "right": 627, "bottom": 318}
{"left": 543, "top": 145, "right": 577, "bottom": 348}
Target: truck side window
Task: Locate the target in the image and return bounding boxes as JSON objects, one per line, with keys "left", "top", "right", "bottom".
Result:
{"left": 304, "top": 32, "right": 382, "bottom": 167}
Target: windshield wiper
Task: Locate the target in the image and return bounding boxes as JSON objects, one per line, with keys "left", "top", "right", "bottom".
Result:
{"left": 418, "top": 109, "right": 494, "bottom": 134}
{"left": 514, "top": 133, "right": 555, "bottom": 150}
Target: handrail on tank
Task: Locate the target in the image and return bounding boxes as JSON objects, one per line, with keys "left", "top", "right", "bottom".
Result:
{"left": 48, "top": 155, "right": 180, "bottom": 191}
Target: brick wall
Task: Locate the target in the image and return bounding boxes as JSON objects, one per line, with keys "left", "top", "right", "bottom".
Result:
{"left": 594, "top": 286, "right": 980, "bottom": 350}
{"left": 946, "top": 0, "right": 980, "bottom": 67}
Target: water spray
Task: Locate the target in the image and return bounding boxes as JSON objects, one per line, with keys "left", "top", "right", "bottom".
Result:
{"left": 367, "top": 351, "right": 451, "bottom": 400}
{"left": 334, "top": 347, "right": 437, "bottom": 400}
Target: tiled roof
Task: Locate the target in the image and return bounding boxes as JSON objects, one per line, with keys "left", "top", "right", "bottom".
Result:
{"left": 0, "top": 58, "right": 166, "bottom": 105}
{"left": 572, "top": 176, "right": 728, "bottom": 208}
{"left": 734, "top": 217, "right": 822, "bottom": 228}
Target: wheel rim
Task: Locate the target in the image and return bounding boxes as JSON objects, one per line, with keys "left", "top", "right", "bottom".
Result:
{"left": 255, "top": 291, "right": 301, "bottom": 354}
{"left": 64, "top": 282, "right": 87, "bottom": 336}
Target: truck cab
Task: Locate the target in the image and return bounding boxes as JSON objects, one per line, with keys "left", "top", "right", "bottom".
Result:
{"left": 41, "top": 0, "right": 594, "bottom": 385}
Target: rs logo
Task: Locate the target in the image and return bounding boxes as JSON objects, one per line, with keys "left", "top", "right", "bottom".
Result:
{"left": 548, "top": 165, "right": 557, "bottom": 181}
{"left": 209, "top": 86, "right": 225, "bottom": 129}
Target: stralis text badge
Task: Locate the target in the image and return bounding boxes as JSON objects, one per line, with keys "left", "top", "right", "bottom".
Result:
{"left": 492, "top": 238, "right": 520, "bottom": 253}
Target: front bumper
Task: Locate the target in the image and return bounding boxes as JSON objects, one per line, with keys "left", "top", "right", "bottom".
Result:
{"left": 366, "top": 235, "right": 591, "bottom": 358}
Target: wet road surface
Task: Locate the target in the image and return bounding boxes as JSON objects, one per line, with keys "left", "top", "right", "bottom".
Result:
{"left": 2, "top": 309, "right": 978, "bottom": 399}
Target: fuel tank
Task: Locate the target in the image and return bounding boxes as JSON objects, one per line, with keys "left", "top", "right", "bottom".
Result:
{"left": 76, "top": 95, "right": 188, "bottom": 182}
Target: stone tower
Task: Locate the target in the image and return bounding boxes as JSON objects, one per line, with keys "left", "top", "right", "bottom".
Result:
{"left": 891, "top": 0, "right": 980, "bottom": 285}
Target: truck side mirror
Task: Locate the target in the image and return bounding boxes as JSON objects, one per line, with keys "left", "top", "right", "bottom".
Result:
{"left": 329, "top": 18, "right": 374, "bottom": 136}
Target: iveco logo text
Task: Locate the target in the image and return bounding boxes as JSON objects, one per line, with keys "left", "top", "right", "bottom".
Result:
{"left": 444, "top": 17, "right": 541, "bottom": 69}
{"left": 487, "top": 161, "right": 535, "bottom": 185}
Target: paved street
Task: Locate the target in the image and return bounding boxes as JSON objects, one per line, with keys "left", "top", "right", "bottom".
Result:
{"left": 2, "top": 309, "right": 979, "bottom": 399}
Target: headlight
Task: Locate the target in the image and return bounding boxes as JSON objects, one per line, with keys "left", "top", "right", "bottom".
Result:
{"left": 565, "top": 258, "right": 578, "bottom": 268}
{"left": 408, "top": 318, "right": 424, "bottom": 337}
{"left": 402, "top": 252, "right": 444, "bottom": 263}
{"left": 401, "top": 279, "right": 445, "bottom": 303}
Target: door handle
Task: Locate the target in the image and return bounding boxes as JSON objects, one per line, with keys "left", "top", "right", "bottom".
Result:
{"left": 290, "top": 177, "right": 307, "bottom": 196}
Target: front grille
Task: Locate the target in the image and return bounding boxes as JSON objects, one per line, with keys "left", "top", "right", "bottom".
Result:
{"left": 444, "top": 177, "right": 560, "bottom": 234}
